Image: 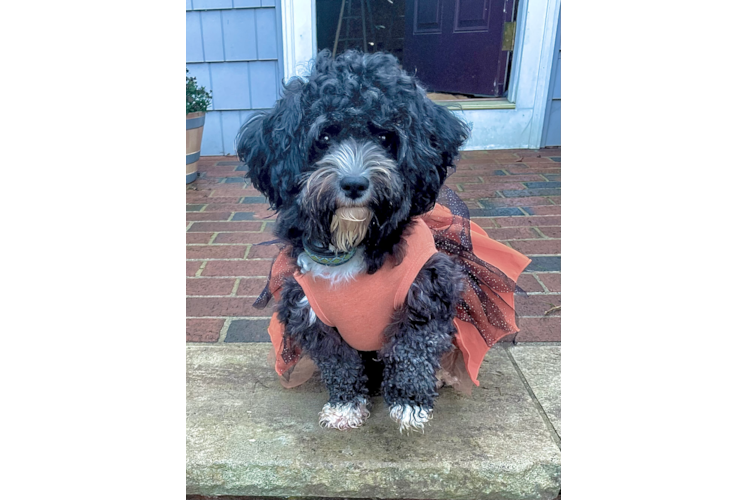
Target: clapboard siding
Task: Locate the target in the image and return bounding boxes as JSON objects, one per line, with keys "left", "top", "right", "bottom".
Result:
{"left": 187, "top": 2, "right": 282, "bottom": 155}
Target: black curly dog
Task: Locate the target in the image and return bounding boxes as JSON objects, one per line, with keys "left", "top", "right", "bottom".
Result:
{"left": 236, "top": 50, "right": 470, "bottom": 431}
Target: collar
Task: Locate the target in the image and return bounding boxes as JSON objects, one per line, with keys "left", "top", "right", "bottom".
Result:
{"left": 302, "top": 237, "right": 357, "bottom": 267}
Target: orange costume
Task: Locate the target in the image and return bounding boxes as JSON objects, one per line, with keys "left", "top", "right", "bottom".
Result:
{"left": 259, "top": 200, "right": 531, "bottom": 391}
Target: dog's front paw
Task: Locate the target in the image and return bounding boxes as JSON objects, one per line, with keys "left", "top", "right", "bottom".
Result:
{"left": 318, "top": 397, "right": 370, "bottom": 430}
{"left": 389, "top": 403, "right": 433, "bottom": 433}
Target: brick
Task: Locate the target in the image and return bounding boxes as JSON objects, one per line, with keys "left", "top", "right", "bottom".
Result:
{"left": 525, "top": 256, "right": 561, "bottom": 272}
{"left": 186, "top": 318, "right": 224, "bottom": 342}
{"left": 548, "top": 157, "right": 561, "bottom": 163}
{"left": 186, "top": 233, "right": 213, "bottom": 244}
{"left": 186, "top": 212, "right": 232, "bottom": 222}
{"left": 239, "top": 204, "right": 276, "bottom": 214}
{"left": 187, "top": 261, "right": 202, "bottom": 277}
{"left": 186, "top": 278, "right": 236, "bottom": 296}
{"left": 231, "top": 212, "right": 256, "bottom": 221}
{"left": 223, "top": 177, "right": 251, "bottom": 184}
{"left": 235, "top": 164, "right": 249, "bottom": 171}
{"left": 470, "top": 218, "right": 496, "bottom": 229}
{"left": 501, "top": 188, "right": 561, "bottom": 198}
{"left": 225, "top": 319, "right": 272, "bottom": 342}
{"left": 516, "top": 294, "right": 561, "bottom": 317}
{"left": 484, "top": 227, "right": 541, "bottom": 240}
{"left": 247, "top": 244, "right": 281, "bottom": 258}
{"left": 509, "top": 240, "right": 561, "bottom": 255}
{"left": 469, "top": 207, "right": 524, "bottom": 217}
{"left": 188, "top": 221, "right": 263, "bottom": 233}
{"left": 186, "top": 204, "right": 205, "bottom": 212}
{"left": 201, "top": 204, "right": 254, "bottom": 212}
{"left": 517, "top": 274, "right": 544, "bottom": 293}
{"left": 543, "top": 174, "right": 560, "bottom": 182}
{"left": 216, "top": 161, "right": 241, "bottom": 166}
{"left": 524, "top": 182, "right": 561, "bottom": 189}
{"left": 458, "top": 150, "right": 492, "bottom": 159}
{"left": 201, "top": 260, "right": 272, "bottom": 277}
{"left": 504, "top": 166, "right": 561, "bottom": 175}
{"left": 186, "top": 245, "right": 247, "bottom": 260}
{"left": 240, "top": 196, "right": 269, "bottom": 204}
{"left": 453, "top": 188, "right": 500, "bottom": 199}
{"left": 479, "top": 196, "right": 557, "bottom": 207}
{"left": 515, "top": 317, "right": 561, "bottom": 342}
{"left": 201, "top": 166, "right": 243, "bottom": 175}
{"left": 536, "top": 226, "right": 561, "bottom": 238}
{"left": 536, "top": 273, "right": 561, "bottom": 293}
{"left": 484, "top": 174, "right": 547, "bottom": 183}
{"left": 516, "top": 156, "right": 555, "bottom": 163}
{"left": 547, "top": 197, "right": 561, "bottom": 205}
{"left": 213, "top": 232, "right": 275, "bottom": 244}
{"left": 462, "top": 182, "right": 526, "bottom": 191}
{"left": 522, "top": 206, "right": 561, "bottom": 216}
{"left": 186, "top": 297, "right": 271, "bottom": 317}
{"left": 236, "top": 278, "right": 270, "bottom": 296}
{"left": 494, "top": 216, "right": 561, "bottom": 227}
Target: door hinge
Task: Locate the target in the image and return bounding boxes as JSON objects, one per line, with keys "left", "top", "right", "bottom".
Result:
{"left": 502, "top": 22, "right": 516, "bottom": 51}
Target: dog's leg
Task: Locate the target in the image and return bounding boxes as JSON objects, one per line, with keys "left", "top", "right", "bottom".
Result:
{"left": 380, "top": 253, "right": 465, "bottom": 432}
{"left": 277, "top": 277, "right": 370, "bottom": 430}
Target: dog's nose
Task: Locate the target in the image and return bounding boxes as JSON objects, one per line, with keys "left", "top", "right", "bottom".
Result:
{"left": 340, "top": 176, "right": 370, "bottom": 199}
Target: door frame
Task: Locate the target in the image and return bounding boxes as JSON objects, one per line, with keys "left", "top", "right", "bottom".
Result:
{"left": 281, "top": 0, "right": 560, "bottom": 149}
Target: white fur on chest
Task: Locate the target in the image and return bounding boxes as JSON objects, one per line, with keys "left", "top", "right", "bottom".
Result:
{"left": 297, "top": 248, "right": 367, "bottom": 286}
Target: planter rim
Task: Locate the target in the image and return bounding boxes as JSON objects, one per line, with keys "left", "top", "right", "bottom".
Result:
{"left": 186, "top": 111, "right": 206, "bottom": 120}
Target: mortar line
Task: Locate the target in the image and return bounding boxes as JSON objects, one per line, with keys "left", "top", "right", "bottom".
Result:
{"left": 229, "top": 278, "right": 241, "bottom": 297}
{"left": 217, "top": 318, "right": 231, "bottom": 343}
{"left": 504, "top": 344, "right": 561, "bottom": 450}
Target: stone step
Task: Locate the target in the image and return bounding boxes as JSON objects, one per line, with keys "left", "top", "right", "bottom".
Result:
{"left": 187, "top": 344, "right": 561, "bottom": 500}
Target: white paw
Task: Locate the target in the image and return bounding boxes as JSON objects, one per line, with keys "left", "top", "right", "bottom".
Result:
{"left": 389, "top": 403, "right": 433, "bottom": 433}
{"left": 318, "top": 398, "right": 370, "bottom": 430}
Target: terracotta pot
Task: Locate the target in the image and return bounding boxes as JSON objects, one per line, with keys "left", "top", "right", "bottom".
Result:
{"left": 186, "top": 111, "right": 205, "bottom": 184}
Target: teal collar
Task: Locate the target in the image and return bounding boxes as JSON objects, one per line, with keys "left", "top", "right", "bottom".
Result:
{"left": 302, "top": 238, "right": 357, "bottom": 267}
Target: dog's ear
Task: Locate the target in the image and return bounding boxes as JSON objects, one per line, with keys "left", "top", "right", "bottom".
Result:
{"left": 236, "top": 79, "right": 306, "bottom": 210}
{"left": 401, "top": 85, "right": 470, "bottom": 215}
{"left": 419, "top": 94, "right": 471, "bottom": 184}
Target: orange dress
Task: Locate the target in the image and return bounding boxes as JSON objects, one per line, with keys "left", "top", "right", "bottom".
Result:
{"left": 259, "top": 200, "right": 531, "bottom": 391}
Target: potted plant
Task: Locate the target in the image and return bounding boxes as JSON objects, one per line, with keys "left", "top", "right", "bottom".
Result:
{"left": 186, "top": 69, "right": 213, "bottom": 184}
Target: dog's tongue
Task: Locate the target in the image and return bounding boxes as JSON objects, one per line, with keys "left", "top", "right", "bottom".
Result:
{"left": 335, "top": 207, "right": 370, "bottom": 221}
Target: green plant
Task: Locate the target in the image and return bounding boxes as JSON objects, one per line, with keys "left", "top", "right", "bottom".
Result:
{"left": 187, "top": 69, "right": 213, "bottom": 114}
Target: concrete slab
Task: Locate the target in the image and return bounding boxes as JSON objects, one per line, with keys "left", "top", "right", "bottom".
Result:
{"left": 187, "top": 344, "right": 561, "bottom": 499}
{"left": 508, "top": 346, "right": 561, "bottom": 437}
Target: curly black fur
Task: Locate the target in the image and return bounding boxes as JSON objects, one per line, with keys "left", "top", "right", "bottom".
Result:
{"left": 380, "top": 253, "right": 465, "bottom": 409}
{"left": 236, "top": 49, "right": 470, "bottom": 273}
{"left": 277, "top": 277, "right": 369, "bottom": 404}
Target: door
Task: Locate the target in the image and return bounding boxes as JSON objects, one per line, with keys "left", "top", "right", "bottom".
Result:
{"left": 402, "top": 0, "right": 515, "bottom": 97}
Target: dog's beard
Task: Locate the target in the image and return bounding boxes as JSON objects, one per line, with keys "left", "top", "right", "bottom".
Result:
{"left": 330, "top": 207, "right": 372, "bottom": 252}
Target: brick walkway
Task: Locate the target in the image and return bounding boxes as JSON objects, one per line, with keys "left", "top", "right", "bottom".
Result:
{"left": 186, "top": 148, "right": 561, "bottom": 344}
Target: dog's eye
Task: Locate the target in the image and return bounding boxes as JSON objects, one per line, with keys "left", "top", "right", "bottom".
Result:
{"left": 378, "top": 134, "right": 388, "bottom": 142}
{"left": 322, "top": 134, "right": 330, "bottom": 142}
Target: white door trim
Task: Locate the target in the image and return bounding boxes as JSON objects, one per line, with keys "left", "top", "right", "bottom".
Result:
{"left": 280, "top": 0, "right": 317, "bottom": 82}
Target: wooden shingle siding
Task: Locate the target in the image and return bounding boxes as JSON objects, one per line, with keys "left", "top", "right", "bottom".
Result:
{"left": 187, "top": 1, "right": 283, "bottom": 155}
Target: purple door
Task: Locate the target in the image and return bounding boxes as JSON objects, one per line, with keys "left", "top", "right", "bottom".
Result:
{"left": 403, "top": 0, "right": 515, "bottom": 97}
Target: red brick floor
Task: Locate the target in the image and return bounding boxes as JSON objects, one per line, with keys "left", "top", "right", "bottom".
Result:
{"left": 186, "top": 148, "right": 561, "bottom": 344}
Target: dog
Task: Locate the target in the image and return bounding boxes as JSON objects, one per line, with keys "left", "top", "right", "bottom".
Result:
{"left": 236, "top": 50, "right": 527, "bottom": 432}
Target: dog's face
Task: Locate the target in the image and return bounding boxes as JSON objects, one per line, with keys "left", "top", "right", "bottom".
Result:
{"left": 237, "top": 50, "right": 469, "bottom": 257}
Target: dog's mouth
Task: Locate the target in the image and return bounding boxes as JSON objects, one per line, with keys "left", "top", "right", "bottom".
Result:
{"left": 330, "top": 206, "right": 372, "bottom": 252}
